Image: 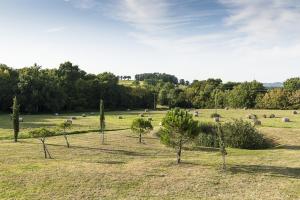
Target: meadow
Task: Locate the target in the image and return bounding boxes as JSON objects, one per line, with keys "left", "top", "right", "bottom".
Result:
{"left": 1, "top": 109, "right": 300, "bottom": 199}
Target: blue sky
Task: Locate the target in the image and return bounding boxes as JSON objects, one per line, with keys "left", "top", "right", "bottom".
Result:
{"left": 0, "top": 0, "right": 300, "bottom": 82}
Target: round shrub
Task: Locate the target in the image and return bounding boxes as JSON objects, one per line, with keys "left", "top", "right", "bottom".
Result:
{"left": 222, "top": 119, "right": 271, "bottom": 149}
{"left": 210, "top": 113, "right": 221, "bottom": 118}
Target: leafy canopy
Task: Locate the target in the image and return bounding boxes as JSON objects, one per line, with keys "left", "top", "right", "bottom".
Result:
{"left": 131, "top": 118, "right": 153, "bottom": 134}
{"left": 29, "top": 128, "right": 55, "bottom": 139}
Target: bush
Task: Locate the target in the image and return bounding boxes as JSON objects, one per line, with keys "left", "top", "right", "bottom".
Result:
{"left": 222, "top": 119, "right": 271, "bottom": 149}
{"left": 210, "top": 113, "right": 220, "bottom": 118}
{"left": 195, "top": 122, "right": 219, "bottom": 148}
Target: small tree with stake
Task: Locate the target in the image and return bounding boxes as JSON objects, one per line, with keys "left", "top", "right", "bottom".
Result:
{"left": 160, "top": 108, "right": 199, "bottom": 164}
{"left": 59, "top": 121, "right": 72, "bottom": 148}
{"left": 131, "top": 118, "right": 153, "bottom": 143}
{"left": 99, "top": 99, "right": 105, "bottom": 144}
{"left": 29, "top": 128, "right": 55, "bottom": 159}
{"left": 217, "top": 123, "right": 227, "bottom": 171}
{"left": 12, "top": 97, "right": 20, "bottom": 142}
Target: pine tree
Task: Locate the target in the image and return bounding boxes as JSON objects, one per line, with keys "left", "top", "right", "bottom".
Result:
{"left": 160, "top": 108, "right": 199, "bottom": 164}
{"left": 12, "top": 97, "right": 20, "bottom": 142}
{"left": 100, "top": 99, "right": 105, "bottom": 144}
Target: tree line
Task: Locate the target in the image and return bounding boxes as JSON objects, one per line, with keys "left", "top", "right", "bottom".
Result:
{"left": 0, "top": 62, "right": 154, "bottom": 113}
{"left": 1, "top": 61, "right": 300, "bottom": 112}
{"left": 157, "top": 78, "right": 300, "bottom": 110}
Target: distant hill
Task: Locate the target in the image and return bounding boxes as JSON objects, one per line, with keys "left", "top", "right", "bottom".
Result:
{"left": 263, "top": 82, "right": 283, "bottom": 88}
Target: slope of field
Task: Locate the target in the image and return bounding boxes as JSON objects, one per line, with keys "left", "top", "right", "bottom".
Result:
{"left": 0, "top": 109, "right": 300, "bottom": 199}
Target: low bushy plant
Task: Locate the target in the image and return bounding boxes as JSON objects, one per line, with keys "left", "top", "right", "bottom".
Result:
{"left": 195, "top": 122, "right": 219, "bottom": 148}
{"left": 222, "top": 119, "right": 271, "bottom": 149}
{"left": 194, "top": 119, "right": 272, "bottom": 149}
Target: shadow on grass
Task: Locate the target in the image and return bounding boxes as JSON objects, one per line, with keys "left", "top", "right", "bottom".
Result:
{"left": 125, "top": 135, "right": 159, "bottom": 140}
{"left": 23, "top": 141, "right": 152, "bottom": 157}
{"left": 0, "top": 128, "right": 131, "bottom": 141}
{"left": 229, "top": 164, "right": 300, "bottom": 179}
{"left": 184, "top": 146, "right": 220, "bottom": 152}
{"left": 273, "top": 145, "right": 300, "bottom": 150}
{"left": 95, "top": 160, "right": 126, "bottom": 164}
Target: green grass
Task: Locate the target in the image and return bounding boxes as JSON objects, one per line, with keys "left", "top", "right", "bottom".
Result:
{"left": 0, "top": 109, "right": 300, "bottom": 199}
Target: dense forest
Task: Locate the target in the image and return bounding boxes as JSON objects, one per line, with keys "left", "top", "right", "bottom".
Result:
{"left": 1, "top": 61, "right": 300, "bottom": 113}
{"left": 0, "top": 62, "right": 154, "bottom": 113}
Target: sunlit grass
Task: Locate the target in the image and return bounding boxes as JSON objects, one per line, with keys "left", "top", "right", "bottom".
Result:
{"left": 0, "top": 109, "right": 300, "bottom": 199}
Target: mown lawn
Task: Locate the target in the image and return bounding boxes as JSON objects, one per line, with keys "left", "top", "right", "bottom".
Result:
{"left": 0, "top": 109, "right": 300, "bottom": 199}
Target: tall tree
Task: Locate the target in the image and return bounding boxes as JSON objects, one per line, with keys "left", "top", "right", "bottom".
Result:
{"left": 100, "top": 99, "right": 105, "bottom": 144}
{"left": 217, "top": 124, "right": 227, "bottom": 171}
{"left": 160, "top": 108, "right": 199, "bottom": 164}
{"left": 12, "top": 97, "right": 20, "bottom": 142}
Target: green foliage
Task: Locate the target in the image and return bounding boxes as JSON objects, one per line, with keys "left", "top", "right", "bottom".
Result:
{"left": 29, "top": 128, "right": 55, "bottom": 159}
{"left": 131, "top": 118, "right": 153, "bottom": 143}
{"left": 135, "top": 73, "right": 178, "bottom": 84}
{"left": 3, "top": 62, "right": 300, "bottom": 112}
{"left": 283, "top": 77, "right": 300, "bottom": 91}
{"left": 131, "top": 118, "right": 153, "bottom": 134}
{"left": 160, "top": 109, "right": 199, "bottom": 145}
{"left": 160, "top": 108, "right": 199, "bottom": 163}
{"left": 29, "top": 128, "right": 55, "bottom": 139}
{"left": 195, "top": 122, "right": 219, "bottom": 148}
{"left": 194, "top": 120, "right": 271, "bottom": 150}
{"left": 0, "top": 65, "right": 18, "bottom": 111}
{"left": 186, "top": 79, "right": 222, "bottom": 108}
{"left": 222, "top": 119, "right": 271, "bottom": 149}
{"left": 256, "top": 88, "right": 289, "bottom": 109}
{"left": 12, "top": 97, "right": 20, "bottom": 142}
{"left": 227, "top": 81, "right": 265, "bottom": 108}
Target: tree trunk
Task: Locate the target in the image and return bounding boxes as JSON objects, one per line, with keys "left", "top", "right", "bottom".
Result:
{"left": 45, "top": 144, "right": 52, "bottom": 159}
{"left": 102, "top": 131, "right": 105, "bottom": 144}
{"left": 222, "top": 153, "right": 226, "bottom": 171}
{"left": 64, "top": 134, "right": 70, "bottom": 148}
{"left": 14, "top": 134, "right": 17, "bottom": 143}
{"left": 177, "top": 140, "right": 182, "bottom": 164}
{"left": 139, "top": 133, "right": 142, "bottom": 143}
{"left": 41, "top": 140, "right": 47, "bottom": 159}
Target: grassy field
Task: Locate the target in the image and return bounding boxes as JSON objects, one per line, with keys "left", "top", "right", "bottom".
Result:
{"left": 0, "top": 109, "right": 300, "bottom": 199}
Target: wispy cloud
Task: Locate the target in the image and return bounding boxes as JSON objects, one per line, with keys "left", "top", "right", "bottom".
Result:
{"left": 220, "top": 0, "right": 300, "bottom": 47}
{"left": 116, "top": 0, "right": 222, "bottom": 34}
{"left": 64, "top": 0, "right": 300, "bottom": 55}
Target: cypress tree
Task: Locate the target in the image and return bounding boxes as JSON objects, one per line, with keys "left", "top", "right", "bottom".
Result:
{"left": 12, "top": 97, "right": 20, "bottom": 142}
{"left": 100, "top": 99, "right": 105, "bottom": 144}
{"left": 218, "top": 123, "right": 227, "bottom": 171}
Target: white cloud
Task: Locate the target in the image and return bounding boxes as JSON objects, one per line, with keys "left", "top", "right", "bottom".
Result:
{"left": 61, "top": 0, "right": 300, "bottom": 81}
{"left": 220, "top": 0, "right": 300, "bottom": 47}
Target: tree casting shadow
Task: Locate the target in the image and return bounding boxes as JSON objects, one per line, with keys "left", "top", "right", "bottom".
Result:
{"left": 274, "top": 145, "right": 300, "bottom": 150}
{"left": 229, "top": 164, "right": 300, "bottom": 179}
